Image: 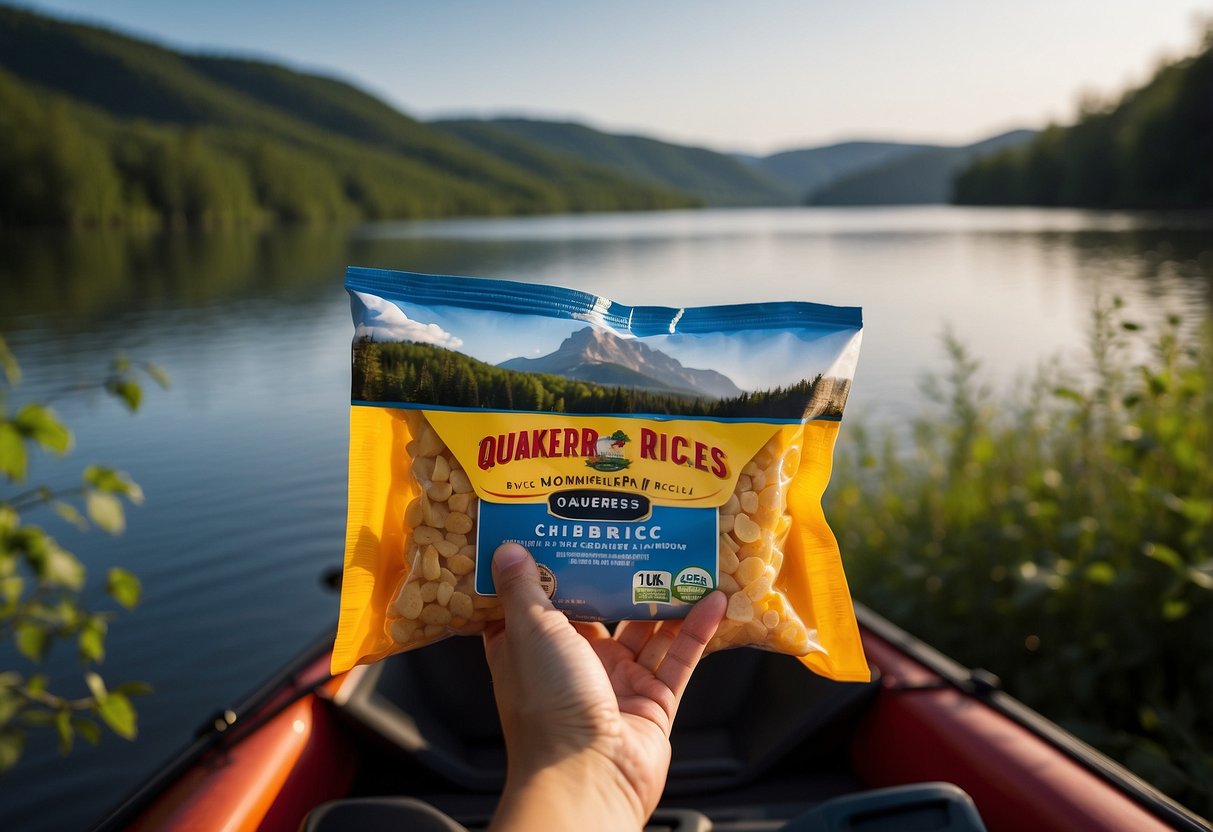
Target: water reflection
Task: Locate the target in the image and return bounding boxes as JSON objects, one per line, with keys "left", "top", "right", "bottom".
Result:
{"left": 3, "top": 207, "right": 1210, "bottom": 428}
{"left": 3, "top": 208, "right": 1208, "bottom": 331}
{"left": 1, "top": 227, "right": 351, "bottom": 328}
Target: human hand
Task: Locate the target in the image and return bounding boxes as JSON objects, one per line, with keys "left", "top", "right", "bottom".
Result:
{"left": 484, "top": 542, "right": 727, "bottom": 832}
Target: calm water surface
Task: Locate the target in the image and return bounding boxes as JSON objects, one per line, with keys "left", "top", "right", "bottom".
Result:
{"left": 0, "top": 207, "right": 1209, "bottom": 830}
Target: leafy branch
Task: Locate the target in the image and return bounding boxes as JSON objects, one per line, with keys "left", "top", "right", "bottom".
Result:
{"left": 0, "top": 335, "right": 167, "bottom": 772}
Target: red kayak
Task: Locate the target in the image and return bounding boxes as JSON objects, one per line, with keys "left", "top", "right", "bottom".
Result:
{"left": 92, "top": 605, "right": 1209, "bottom": 832}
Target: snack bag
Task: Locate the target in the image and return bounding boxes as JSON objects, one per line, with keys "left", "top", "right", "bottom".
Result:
{"left": 333, "top": 267, "right": 869, "bottom": 682}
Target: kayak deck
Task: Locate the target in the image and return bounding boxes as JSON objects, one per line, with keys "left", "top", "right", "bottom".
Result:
{"left": 97, "top": 607, "right": 1209, "bottom": 832}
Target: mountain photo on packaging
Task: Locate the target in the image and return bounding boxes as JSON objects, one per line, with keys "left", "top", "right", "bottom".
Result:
{"left": 350, "top": 288, "right": 861, "bottom": 422}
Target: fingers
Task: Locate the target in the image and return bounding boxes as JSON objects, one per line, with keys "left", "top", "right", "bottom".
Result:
{"left": 491, "top": 542, "right": 553, "bottom": 620}
{"left": 615, "top": 620, "right": 659, "bottom": 655}
{"left": 483, "top": 543, "right": 554, "bottom": 663}
{"left": 618, "top": 594, "right": 726, "bottom": 676}
{"left": 654, "top": 592, "right": 726, "bottom": 702}
{"left": 636, "top": 620, "right": 680, "bottom": 672}
{"left": 481, "top": 619, "right": 506, "bottom": 658}
{"left": 487, "top": 546, "right": 724, "bottom": 708}
{"left": 571, "top": 620, "right": 611, "bottom": 641}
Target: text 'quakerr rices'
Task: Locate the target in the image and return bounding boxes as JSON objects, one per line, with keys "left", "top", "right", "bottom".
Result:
{"left": 477, "top": 426, "right": 728, "bottom": 478}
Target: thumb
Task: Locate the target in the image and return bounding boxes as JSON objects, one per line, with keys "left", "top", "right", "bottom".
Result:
{"left": 491, "top": 542, "right": 554, "bottom": 620}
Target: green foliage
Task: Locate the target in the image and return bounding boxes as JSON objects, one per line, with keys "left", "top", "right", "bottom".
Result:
{"left": 0, "top": 335, "right": 160, "bottom": 773}
{"left": 828, "top": 306, "right": 1213, "bottom": 814}
{"left": 439, "top": 117, "right": 792, "bottom": 207}
{"left": 0, "top": 6, "right": 697, "bottom": 228}
{"left": 0, "top": 72, "right": 128, "bottom": 228}
{"left": 425, "top": 121, "right": 699, "bottom": 213}
{"left": 954, "top": 34, "right": 1213, "bottom": 209}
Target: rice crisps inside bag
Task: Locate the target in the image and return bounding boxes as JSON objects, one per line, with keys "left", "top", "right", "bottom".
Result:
{"left": 333, "top": 267, "right": 869, "bottom": 682}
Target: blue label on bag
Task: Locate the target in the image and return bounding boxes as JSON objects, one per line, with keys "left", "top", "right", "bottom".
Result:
{"left": 475, "top": 499, "right": 718, "bottom": 620}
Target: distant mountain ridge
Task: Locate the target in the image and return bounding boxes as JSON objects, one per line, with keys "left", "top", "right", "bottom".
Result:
{"left": 742, "top": 141, "right": 936, "bottom": 197}
{"left": 436, "top": 118, "right": 796, "bottom": 207}
{"left": 437, "top": 118, "right": 1038, "bottom": 208}
{"left": 499, "top": 327, "right": 743, "bottom": 400}
{"left": 806, "top": 130, "right": 1037, "bottom": 205}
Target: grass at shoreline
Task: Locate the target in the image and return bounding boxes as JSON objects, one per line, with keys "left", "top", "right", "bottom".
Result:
{"left": 828, "top": 302, "right": 1212, "bottom": 815}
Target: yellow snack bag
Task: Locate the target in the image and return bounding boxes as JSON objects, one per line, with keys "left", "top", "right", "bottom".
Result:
{"left": 334, "top": 268, "right": 868, "bottom": 682}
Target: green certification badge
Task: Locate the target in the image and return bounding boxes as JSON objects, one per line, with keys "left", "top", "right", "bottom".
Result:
{"left": 673, "top": 567, "right": 714, "bottom": 603}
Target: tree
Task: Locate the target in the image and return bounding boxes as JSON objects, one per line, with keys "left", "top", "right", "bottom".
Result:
{"left": 0, "top": 335, "right": 166, "bottom": 772}
{"left": 351, "top": 336, "right": 383, "bottom": 401}
{"left": 952, "top": 31, "right": 1212, "bottom": 210}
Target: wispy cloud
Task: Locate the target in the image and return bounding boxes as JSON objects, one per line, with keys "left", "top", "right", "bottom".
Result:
{"left": 351, "top": 291, "right": 463, "bottom": 349}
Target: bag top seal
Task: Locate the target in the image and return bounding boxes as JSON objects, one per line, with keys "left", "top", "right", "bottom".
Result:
{"left": 346, "top": 267, "right": 862, "bottom": 336}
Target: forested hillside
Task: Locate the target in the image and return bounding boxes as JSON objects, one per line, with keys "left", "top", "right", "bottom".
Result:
{"left": 0, "top": 6, "right": 693, "bottom": 227}
{"left": 10, "top": 2, "right": 1200, "bottom": 226}
{"left": 954, "top": 35, "right": 1212, "bottom": 209}
{"left": 437, "top": 118, "right": 796, "bottom": 207}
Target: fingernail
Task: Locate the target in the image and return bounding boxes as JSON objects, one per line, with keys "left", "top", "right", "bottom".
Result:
{"left": 493, "top": 542, "right": 528, "bottom": 570}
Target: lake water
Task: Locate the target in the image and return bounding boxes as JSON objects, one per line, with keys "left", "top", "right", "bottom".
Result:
{"left": 0, "top": 207, "right": 1210, "bottom": 831}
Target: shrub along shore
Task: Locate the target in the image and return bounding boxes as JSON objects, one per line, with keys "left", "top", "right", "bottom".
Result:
{"left": 828, "top": 303, "right": 1212, "bottom": 816}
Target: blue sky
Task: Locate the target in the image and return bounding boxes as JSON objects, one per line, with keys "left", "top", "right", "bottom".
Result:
{"left": 18, "top": 0, "right": 1209, "bottom": 152}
